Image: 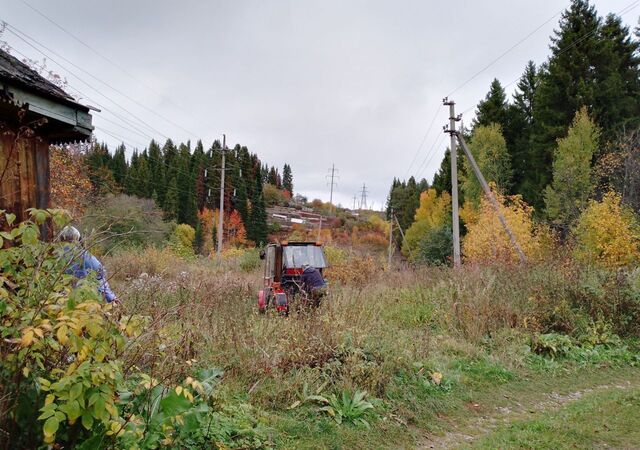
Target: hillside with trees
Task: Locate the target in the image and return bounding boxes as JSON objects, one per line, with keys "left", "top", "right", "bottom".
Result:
{"left": 3, "top": 1, "right": 640, "bottom": 449}
{"left": 388, "top": 0, "right": 640, "bottom": 265}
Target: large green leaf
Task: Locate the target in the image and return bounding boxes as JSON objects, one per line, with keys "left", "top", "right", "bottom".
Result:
{"left": 159, "top": 392, "right": 191, "bottom": 416}
{"left": 43, "top": 416, "right": 59, "bottom": 436}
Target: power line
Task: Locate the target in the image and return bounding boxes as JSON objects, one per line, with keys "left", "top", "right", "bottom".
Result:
{"left": 17, "top": 0, "right": 205, "bottom": 134}
{"left": 446, "top": 7, "right": 565, "bottom": 98}
{"left": 458, "top": 0, "right": 640, "bottom": 118}
{"left": 2, "top": 24, "right": 170, "bottom": 140}
{"left": 3, "top": 42, "right": 163, "bottom": 146}
{"left": 402, "top": 104, "right": 441, "bottom": 179}
{"left": 403, "top": 7, "right": 565, "bottom": 181}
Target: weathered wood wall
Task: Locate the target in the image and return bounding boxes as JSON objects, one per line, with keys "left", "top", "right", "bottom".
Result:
{"left": 0, "top": 133, "right": 50, "bottom": 224}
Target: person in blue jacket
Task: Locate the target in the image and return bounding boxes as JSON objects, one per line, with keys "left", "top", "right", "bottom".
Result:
{"left": 59, "top": 226, "right": 118, "bottom": 303}
{"left": 300, "top": 262, "right": 327, "bottom": 304}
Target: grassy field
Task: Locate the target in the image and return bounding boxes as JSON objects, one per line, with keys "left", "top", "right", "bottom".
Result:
{"left": 99, "top": 246, "right": 640, "bottom": 449}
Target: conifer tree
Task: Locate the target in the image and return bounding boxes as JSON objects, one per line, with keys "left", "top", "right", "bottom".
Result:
{"left": 135, "top": 151, "right": 151, "bottom": 198}
{"left": 507, "top": 61, "right": 539, "bottom": 201}
{"left": 110, "top": 144, "right": 128, "bottom": 187}
{"left": 545, "top": 107, "right": 600, "bottom": 232}
{"left": 124, "top": 151, "right": 139, "bottom": 196}
{"left": 147, "top": 140, "right": 165, "bottom": 204}
{"left": 164, "top": 176, "right": 179, "bottom": 221}
{"left": 530, "top": 0, "right": 603, "bottom": 208}
{"left": 249, "top": 171, "right": 268, "bottom": 245}
{"left": 282, "top": 163, "right": 293, "bottom": 194}
{"left": 176, "top": 144, "right": 197, "bottom": 226}
{"left": 192, "top": 140, "right": 206, "bottom": 211}
{"left": 473, "top": 79, "right": 508, "bottom": 129}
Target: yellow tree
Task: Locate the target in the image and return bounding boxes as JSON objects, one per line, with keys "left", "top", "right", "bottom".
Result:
{"left": 573, "top": 192, "right": 640, "bottom": 268}
{"left": 50, "top": 146, "right": 93, "bottom": 218}
{"left": 402, "top": 188, "right": 451, "bottom": 259}
{"left": 463, "top": 186, "right": 552, "bottom": 264}
{"left": 463, "top": 124, "right": 513, "bottom": 205}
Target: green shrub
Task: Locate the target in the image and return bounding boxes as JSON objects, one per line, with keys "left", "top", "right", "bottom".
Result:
{"left": 0, "top": 210, "right": 268, "bottom": 449}
{"left": 81, "top": 194, "right": 171, "bottom": 254}
{"left": 532, "top": 333, "right": 575, "bottom": 358}
{"left": 240, "top": 249, "right": 261, "bottom": 272}
{"left": 170, "top": 224, "right": 196, "bottom": 258}
{"left": 415, "top": 224, "right": 453, "bottom": 266}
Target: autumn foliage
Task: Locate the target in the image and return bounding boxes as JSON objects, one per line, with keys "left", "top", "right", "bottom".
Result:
{"left": 462, "top": 187, "right": 552, "bottom": 265}
{"left": 573, "top": 192, "right": 640, "bottom": 268}
{"left": 50, "top": 146, "right": 93, "bottom": 217}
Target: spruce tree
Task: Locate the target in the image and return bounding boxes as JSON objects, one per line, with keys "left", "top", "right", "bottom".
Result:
{"left": 147, "top": 140, "right": 165, "bottom": 204}
{"left": 473, "top": 79, "right": 508, "bottom": 129}
{"left": 544, "top": 108, "right": 600, "bottom": 232}
{"left": 282, "top": 163, "right": 293, "bottom": 194}
{"left": 176, "top": 144, "right": 197, "bottom": 226}
{"left": 594, "top": 14, "right": 640, "bottom": 139}
{"left": 164, "top": 176, "right": 179, "bottom": 221}
{"left": 135, "top": 151, "right": 151, "bottom": 198}
{"left": 249, "top": 171, "right": 268, "bottom": 246}
{"left": 507, "top": 61, "right": 539, "bottom": 201}
{"left": 192, "top": 140, "right": 206, "bottom": 211}
{"left": 124, "top": 151, "right": 139, "bottom": 196}
{"left": 432, "top": 149, "right": 452, "bottom": 196}
{"left": 530, "top": 0, "right": 602, "bottom": 209}
{"left": 110, "top": 144, "right": 128, "bottom": 187}
{"left": 268, "top": 167, "right": 278, "bottom": 186}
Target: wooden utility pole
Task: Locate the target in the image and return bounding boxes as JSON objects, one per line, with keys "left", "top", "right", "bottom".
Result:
{"left": 216, "top": 134, "right": 226, "bottom": 261}
{"left": 456, "top": 132, "right": 527, "bottom": 265}
{"left": 443, "top": 98, "right": 461, "bottom": 267}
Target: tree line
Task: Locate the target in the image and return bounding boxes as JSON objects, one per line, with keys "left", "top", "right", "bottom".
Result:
{"left": 387, "top": 0, "right": 640, "bottom": 256}
{"left": 387, "top": 0, "right": 640, "bottom": 262}
{"left": 85, "top": 138, "right": 294, "bottom": 247}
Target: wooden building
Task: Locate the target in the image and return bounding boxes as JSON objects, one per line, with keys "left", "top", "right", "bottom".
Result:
{"left": 0, "top": 48, "right": 93, "bottom": 227}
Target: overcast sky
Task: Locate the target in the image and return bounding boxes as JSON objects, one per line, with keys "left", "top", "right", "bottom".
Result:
{"left": 1, "top": 0, "right": 638, "bottom": 208}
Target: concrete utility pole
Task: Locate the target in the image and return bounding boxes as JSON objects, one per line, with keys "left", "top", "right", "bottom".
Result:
{"left": 443, "top": 98, "right": 461, "bottom": 268}
{"left": 388, "top": 208, "right": 394, "bottom": 270}
{"left": 456, "top": 132, "right": 527, "bottom": 265}
{"left": 216, "top": 134, "right": 226, "bottom": 261}
{"left": 326, "top": 164, "right": 338, "bottom": 215}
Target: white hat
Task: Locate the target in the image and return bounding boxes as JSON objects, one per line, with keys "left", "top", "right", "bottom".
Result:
{"left": 59, "top": 225, "right": 81, "bottom": 242}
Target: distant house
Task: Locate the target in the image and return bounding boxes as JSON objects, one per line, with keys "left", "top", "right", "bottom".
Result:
{"left": 0, "top": 49, "right": 93, "bottom": 231}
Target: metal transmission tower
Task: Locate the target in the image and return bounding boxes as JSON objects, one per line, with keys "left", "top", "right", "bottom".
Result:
{"left": 352, "top": 195, "right": 358, "bottom": 211}
{"left": 359, "top": 183, "right": 368, "bottom": 210}
{"left": 326, "top": 164, "right": 339, "bottom": 215}
{"left": 443, "top": 98, "right": 461, "bottom": 268}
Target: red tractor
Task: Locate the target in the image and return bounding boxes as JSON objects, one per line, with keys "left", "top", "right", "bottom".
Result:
{"left": 258, "top": 241, "right": 328, "bottom": 314}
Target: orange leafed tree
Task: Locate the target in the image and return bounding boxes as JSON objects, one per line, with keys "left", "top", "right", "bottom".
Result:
{"left": 203, "top": 208, "right": 248, "bottom": 255}
{"left": 50, "top": 146, "right": 93, "bottom": 218}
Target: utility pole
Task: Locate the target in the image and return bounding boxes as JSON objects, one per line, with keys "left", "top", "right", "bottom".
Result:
{"left": 359, "top": 183, "right": 368, "bottom": 210}
{"left": 216, "top": 134, "right": 226, "bottom": 261}
{"left": 326, "top": 164, "right": 338, "bottom": 215}
{"left": 387, "top": 208, "right": 394, "bottom": 270}
{"left": 456, "top": 132, "right": 527, "bottom": 264}
{"left": 443, "top": 98, "right": 461, "bottom": 268}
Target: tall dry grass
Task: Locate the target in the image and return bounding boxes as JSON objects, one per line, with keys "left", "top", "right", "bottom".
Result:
{"left": 103, "top": 248, "right": 640, "bottom": 410}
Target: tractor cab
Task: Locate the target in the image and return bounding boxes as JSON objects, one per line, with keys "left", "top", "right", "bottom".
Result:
{"left": 258, "top": 241, "right": 328, "bottom": 314}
